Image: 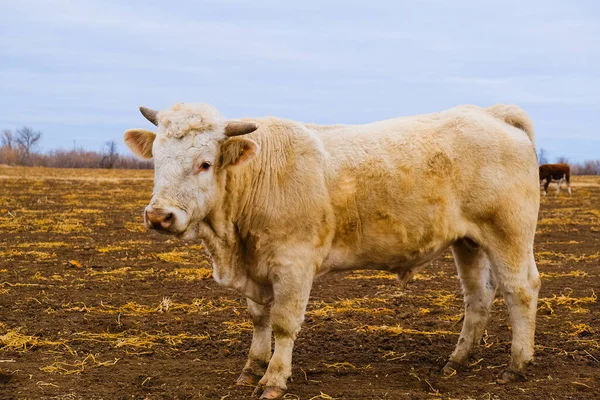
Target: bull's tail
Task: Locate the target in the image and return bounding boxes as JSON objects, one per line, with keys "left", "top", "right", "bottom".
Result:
{"left": 486, "top": 104, "right": 535, "bottom": 146}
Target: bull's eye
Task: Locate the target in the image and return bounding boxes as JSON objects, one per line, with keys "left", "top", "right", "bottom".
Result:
{"left": 195, "top": 161, "right": 212, "bottom": 174}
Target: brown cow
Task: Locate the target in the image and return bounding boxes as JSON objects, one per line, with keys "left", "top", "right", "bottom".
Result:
{"left": 539, "top": 163, "right": 571, "bottom": 195}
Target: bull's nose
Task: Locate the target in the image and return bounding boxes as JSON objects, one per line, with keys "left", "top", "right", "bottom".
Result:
{"left": 145, "top": 208, "right": 175, "bottom": 230}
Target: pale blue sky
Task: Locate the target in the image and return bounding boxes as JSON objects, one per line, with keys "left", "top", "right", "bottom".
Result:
{"left": 1, "top": 0, "right": 598, "bottom": 161}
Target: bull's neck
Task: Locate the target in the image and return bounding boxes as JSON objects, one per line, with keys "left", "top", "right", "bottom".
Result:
{"left": 198, "top": 165, "right": 271, "bottom": 303}
{"left": 203, "top": 162, "right": 259, "bottom": 246}
{"left": 210, "top": 163, "right": 258, "bottom": 238}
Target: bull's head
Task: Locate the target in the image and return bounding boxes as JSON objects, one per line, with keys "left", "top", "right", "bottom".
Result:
{"left": 124, "top": 103, "right": 259, "bottom": 237}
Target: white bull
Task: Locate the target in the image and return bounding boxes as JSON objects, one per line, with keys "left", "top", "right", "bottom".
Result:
{"left": 124, "top": 103, "right": 540, "bottom": 399}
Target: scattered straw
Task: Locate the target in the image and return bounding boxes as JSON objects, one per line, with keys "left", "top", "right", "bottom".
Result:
{"left": 324, "top": 362, "right": 356, "bottom": 369}
{"left": 381, "top": 350, "right": 414, "bottom": 361}
{"left": 62, "top": 297, "right": 236, "bottom": 316}
{"left": 571, "top": 382, "right": 593, "bottom": 390}
{"left": 345, "top": 271, "right": 396, "bottom": 280}
{"left": 123, "top": 221, "right": 145, "bottom": 233}
{"left": 36, "top": 381, "right": 59, "bottom": 388}
{"left": 154, "top": 251, "right": 192, "bottom": 264}
{"left": 425, "top": 379, "right": 442, "bottom": 397}
{"left": 307, "top": 298, "right": 393, "bottom": 317}
{"left": 41, "top": 354, "right": 119, "bottom": 375}
{"left": 97, "top": 245, "right": 127, "bottom": 253}
{"left": 222, "top": 321, "right": 253, "bottom": 335}
{"left": 569, "top": 322, "right": 595, "bottom": 337}
{"left": 540, "top": 270, "right": 588, "bottom": 279}
{"left": 72, "top": 331, "right": 210, "bottom": 349}
{"left": 0, "top": 329, "right": 73, "bottom": 354}
{"left": 354, "top": 325, "right": 457, "bottom": 336}
{"left": 308, "top": 393, "right": 336, "bottom": 400}
{"left": 539, "top": 289, "right": 596, "bottom": 314}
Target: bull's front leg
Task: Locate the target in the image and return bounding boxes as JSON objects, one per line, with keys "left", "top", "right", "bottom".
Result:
{"left": 254, "top": 267, "right": 313, "bottom": 399}
{"left": 236, "top": 298, "right": 272, "bottom": 386}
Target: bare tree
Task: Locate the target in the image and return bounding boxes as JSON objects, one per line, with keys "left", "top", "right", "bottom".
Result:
{"left": 537, "top": 148, "right": 548, "bottom": 165}
{"left": 577, "top": 160, "right": 600, "bottom": 175}
{"left": 1, "top": 129, "right": 14, "bottom": 149}
{"left": 101, "top": 140, "right": 119, "bottom": 168}
{"left": 555, "top": 156, "right": 569, "bottom": 164}
{"left": 16, "top": 126, "right": 42, "bottom": 164}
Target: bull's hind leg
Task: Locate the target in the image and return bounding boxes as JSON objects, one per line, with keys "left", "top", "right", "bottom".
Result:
{"left": 442, "top": 239, "right": 495, "bottom": 376}
{"left": 236, "top": 299, "right": 272, "bottom": 386}
{"left": 487, "top": 244, "right": 540, "bottom": 383}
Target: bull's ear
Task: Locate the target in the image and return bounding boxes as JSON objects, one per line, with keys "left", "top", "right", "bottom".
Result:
{"left": 220, "top": 137, "right": 259, "bottom": 169}
{"left": 124, "top": 129, "right": 156, "bottom": 159}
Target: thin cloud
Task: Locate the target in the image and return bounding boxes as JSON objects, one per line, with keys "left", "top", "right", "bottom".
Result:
{"left": 0, "top": 0, "right": 598, "bottom": 161}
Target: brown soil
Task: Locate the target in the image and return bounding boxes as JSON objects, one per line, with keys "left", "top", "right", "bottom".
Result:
{"left": 0, "top": 167, "right": 599, "bottom": 400}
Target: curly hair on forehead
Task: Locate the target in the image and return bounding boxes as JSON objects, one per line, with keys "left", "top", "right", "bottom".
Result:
{"left": 157, "top": 103, "right": 226, "bottom": 138}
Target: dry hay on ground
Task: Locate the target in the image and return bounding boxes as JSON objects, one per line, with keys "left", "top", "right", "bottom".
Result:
{"left": 0, "top": 167, "right": 598, "bottom": 399}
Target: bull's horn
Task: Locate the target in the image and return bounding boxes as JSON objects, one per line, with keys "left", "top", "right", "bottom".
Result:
{"left": 224, "top": 121, "right": 258, "bottom": 137}
{"left": 139, "top": 106, "right": 159, "bottom": 126}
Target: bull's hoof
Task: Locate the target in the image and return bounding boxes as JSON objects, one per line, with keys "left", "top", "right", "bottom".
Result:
{"left": 235, "top": 370, "right": 261, "bottom": 386}
{"left": 254, "top": 386, "right": 286, "bottom": 399}
{"left": 441, "top": 360, "right": 465, "bottom": 377}
{"left": 497, "top": 369, "right": 527, "bottom": 384}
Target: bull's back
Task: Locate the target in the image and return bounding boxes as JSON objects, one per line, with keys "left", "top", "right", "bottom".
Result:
{"left": 318, "top": 105, "right": 538, "bottom": 271}
{"left": 539, "top": 163, "right": 570, "bottom": 181}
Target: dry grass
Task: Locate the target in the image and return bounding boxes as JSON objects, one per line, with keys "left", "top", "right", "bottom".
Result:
{"left": 354, "top": 324, "right": 458, "bottom": 337}
{"left": 307, "top": 298, "right": 394, "bottom": 317}
{"left": 15, "top": 241, "right": 69, "bottom": 248}
{"left": 537, "top": 251, "right": 600, "bottom": 263}
{"left": 71, "top": 331, "right": 210, "bottom": 350}
{"left": 344, "top": 271, "right": 397, "bottom": 280}
{"left": 154, "top": 251, "right": 196, "bottom": 264}
{"left": 0, "top": 328, "right": 73, "bottom": 354}
{"left": 222, "top": 321, "right": 253, "bottom": 335}
{"left": 167, "top": 267, "right": 212, "bottom": 280}
{"left": 41, "top": 354, "right": 119, "bottom": 375}
{"left": 568, "top": 322, "right": 595, "bottom": 337}
{"left": 0, "top": 249, "right": 57, "bottom": 260}
{"left": 83, "top": 266, "right": 212, "bottom": 282}
{"left": 538, "top": 290, "right": 597, "bottom": 314}
{"left": 62, "top": 297, "right": 238, "bottom": 316}
{"left": 416, "top": 291, "right": 459, "bottom": 309}
{"left": 1, "top": 168, "right": 599, "bottom": 399}
{"left": 539, "top": 270, "right": 589, "bottom": 279}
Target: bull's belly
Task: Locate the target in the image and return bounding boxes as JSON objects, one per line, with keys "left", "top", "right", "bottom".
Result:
{"left": 319, "top": 237, "right": 453, "bottom": 278}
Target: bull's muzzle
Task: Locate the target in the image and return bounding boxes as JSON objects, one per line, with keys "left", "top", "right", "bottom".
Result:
{"left": 145, "top": 208, "right": 175, "bottom": 231}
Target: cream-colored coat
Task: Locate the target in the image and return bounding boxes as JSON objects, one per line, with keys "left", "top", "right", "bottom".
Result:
{"left": 207, "top": 104, "right": 537, "bottom": 287}
{"left": 125, "top": 103, "right": 540, "bottom": 398}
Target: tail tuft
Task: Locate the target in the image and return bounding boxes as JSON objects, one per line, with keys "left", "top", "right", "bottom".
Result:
{"left": 486, "top": 104, "right": 535, "bottom": 146}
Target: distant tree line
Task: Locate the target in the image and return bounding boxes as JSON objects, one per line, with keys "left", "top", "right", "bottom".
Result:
{"left": 1, "top": 126, "right": 599, "bottom": 174}
{"left": 537, "top": 148, "right": 600, "bottom": 175}
{"left": 0, "top": 126, "right": 152, "bottom": 169}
